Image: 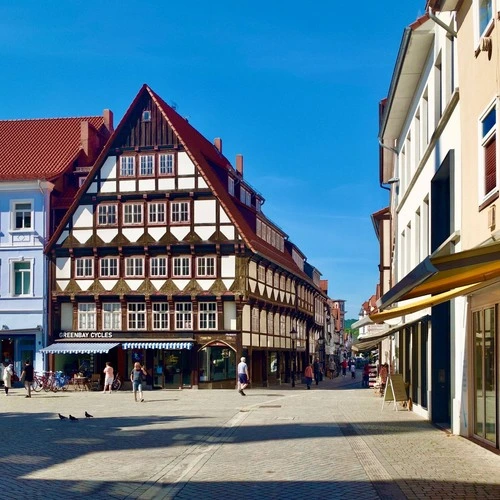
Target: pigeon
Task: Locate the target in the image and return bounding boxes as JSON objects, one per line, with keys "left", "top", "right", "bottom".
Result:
{"left": 58, "top": 413, "right": 67, "bottom": 420}
{"left": 69, "top": 415, "right": 78, "bottom": 421}
{"left": 85, "top": 411, "right": 93, "bottom": 418}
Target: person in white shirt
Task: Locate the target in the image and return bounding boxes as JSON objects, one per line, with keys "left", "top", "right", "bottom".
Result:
{"left": 3, "top": 363, "right": 14, "bottom": 395}
{"left": 237, "top": 357, "right": 249, "bottom": 396}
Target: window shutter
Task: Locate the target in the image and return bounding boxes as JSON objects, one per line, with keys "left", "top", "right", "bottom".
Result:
{"left": 485, "top": 135, "right": 496, "bottom": 194}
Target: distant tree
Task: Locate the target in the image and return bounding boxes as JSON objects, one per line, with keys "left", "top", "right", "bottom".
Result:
{"left": 345, "top": 318, "right": 359, "bottom": 341}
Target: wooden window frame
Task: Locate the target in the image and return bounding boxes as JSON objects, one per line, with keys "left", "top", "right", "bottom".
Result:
{"left": 159, "top": 153, "right": 175, "bottom": 176}
{"left": 152, "top": 302, "right": 169, "bottom": 330}
{"left": 199, "top": 302, "right": 217, "bottom": 330}
{"left": 102, "top": 303, "right": 121, "bottom": 330}
{"left": 196, "top": 256, "right": 216, "bottom": 278}
{"left": 150, "top": 256, "right": 168, "bottom": 277}
{"left": 100, "top": 257, "right": 119, "bottom": 278}
{"left": 120, "top": 156, "right": 135, "bottom": 177}
{"left": 172, "top": 256, "right": 191, "bottom": 278}
{"left": 127, "top": 302, "right": 147, "bottom": 330}
{"left": 97, "top": 203, "right": 118, "bottom": 227}
{"left": 125, "top": 256, "right": 145, "bottom": 278}
{"left": 175, "top": 302, "right": 192, "bottom": 330}
{"left": 75, "top": 257, "right": 94, "bottom": 278}
{"left": 78, "top": 303, "right": 96, "bottom": 330}
{"left": 139, "top": 154, "right": 155, "bottom": 177}
{"left": 123, "top": 202, "right": 144, "bottom": 226}
{"left": 171, "top": 201, "right": 190, "bottom": 224}
{"left": 148, "top": 202, "right": 166, "bottom": 225}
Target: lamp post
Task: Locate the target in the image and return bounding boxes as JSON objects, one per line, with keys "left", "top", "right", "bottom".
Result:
{"left": 290, "top": 327, "right": 297, "bottom": 388}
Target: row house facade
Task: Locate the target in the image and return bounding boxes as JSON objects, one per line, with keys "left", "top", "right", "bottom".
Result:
{"left": 44, "top": 84, "right": 329, "bottom": 389}
{"left": 355, "top": 0, "right": 500, "bottom": 453}
{"left": 0, "top": 113, "right": 112, "bottom": 375}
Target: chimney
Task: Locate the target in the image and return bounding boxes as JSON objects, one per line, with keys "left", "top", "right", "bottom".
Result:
{"left": 236, "top": 154, "right": 243, "bottom": 177}
{"left": 103, "top": 109, "right": 114, "bottom": 132}
{"left": 80, "top": 121, "right": 90, "bottom": 157}
{"left": 214, "top": 137, "right": 222, "bottom": 153}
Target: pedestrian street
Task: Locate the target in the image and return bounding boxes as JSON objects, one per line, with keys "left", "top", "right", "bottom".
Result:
{"left": 2, "top": 372, "right": 500, "bottom": 499}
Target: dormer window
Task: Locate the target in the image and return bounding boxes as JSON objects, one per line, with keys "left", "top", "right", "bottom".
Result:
{"left": 228, "top": 177, "right": 235, "bottom": 196}
{"left": 142, "top": 110, "right": 151, "bottom": 122}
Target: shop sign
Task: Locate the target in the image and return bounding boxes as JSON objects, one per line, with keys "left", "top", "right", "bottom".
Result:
{"left": 59, "top": 331, "right": 113, "bottom": 339}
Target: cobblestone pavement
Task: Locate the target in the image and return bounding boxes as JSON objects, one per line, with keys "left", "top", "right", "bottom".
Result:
{"left": 2, "top": 373, "right": 500, "bottom": 499}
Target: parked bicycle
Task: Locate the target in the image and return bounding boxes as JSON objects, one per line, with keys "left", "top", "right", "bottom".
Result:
{"left": 32, "top": 371, "right": 71, "bottom": 392}
{"left": 111, "top": 373, "right": 122, "bottom": 391}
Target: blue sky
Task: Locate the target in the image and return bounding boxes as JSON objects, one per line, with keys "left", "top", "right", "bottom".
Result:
{"left": 0, "top": 1, "right": 424, "bottom": 318}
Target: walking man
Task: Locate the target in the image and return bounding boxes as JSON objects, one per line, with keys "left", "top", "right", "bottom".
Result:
{"left": 21, "top": 359, "right": 34, "bottom": 398}
{"left": 237, "top": 357, "right": 249, "bottom": 396}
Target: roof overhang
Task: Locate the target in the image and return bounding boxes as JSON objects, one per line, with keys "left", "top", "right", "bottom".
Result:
{"left": 379, "top": 16, "right": 434, "bottom": 183}
{"left": 426, "top": 0, "right": 461, "bottom": 11}
{"left": 40, "top": 342, "right": 120, "bottom": 354}
{"left": 377, "top": 241, "right": 500, "bottom": 310}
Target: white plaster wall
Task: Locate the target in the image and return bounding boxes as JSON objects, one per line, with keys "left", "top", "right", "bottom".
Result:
{"left": 73, "top": 205, "right": 93, "bottom": 228}
{"left": 119, "top": 180, "right": 136, "bottom": 192}
{"left": 178, "top": 151, "right": 195, "bottom": 175}
{"left": 99, "top": 180, "right": 116, "bottom": 193}
{"left": 221, "top": 255, "right": 235, "bottom": 278}
{"left": 61, "top": 302, "right": 73, "bottom": 330}
{"left": 242, "top": 304, "right": 250, "bottom": 331}
{"left": 158, "top": 178, "right": 175, "bottom": 191}
{"left": 248, "top": 260, "right": 257, "bottom": 279}
{"left": 101, "top": 156, "right": 117, "bottom": 180}
{"left": 57, "top": 230, "right": 69, "bottom": 245}
{"left": 122, "top": 228, "right": 143, "bottom": 242}
{"left": 96, "top": 228, "right": 119, "bottom": 243}
{"left": 224, "top": 301, "right": 237, "bottom": 330}
{"left": 56, "top": 257, "right": 71, "bottom": 279}
{"left": 148, "top": 227, "right": 166, "bottom": 241}
{"left": 219, "top": 207, "right": 231, "bottom": 223}
{"left": 73, "top": 230, "right": 92, "bottom": 244}
{"left": 171, "top": 226, "right": 190, "bottom": 241}
{"left": 139, "top": 179, "right": 156, "bottom": 192}
{"left": 194, "top": 199, "right": 216, "bottom": 224}
{"left": 178, "top": 177, "right": 195, "bottom": 190}
{"left": 195, "top": 226, "right": 215, "bottom": 240}
{"left": 198, "top": 176, "right": 208, "bottom": 189}
{"left": 220, "top": 225, "right": 235, "bottom": 240}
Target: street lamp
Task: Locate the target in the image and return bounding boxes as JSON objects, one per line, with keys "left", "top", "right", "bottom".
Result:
{"left": 290, "top": 327, "right": 298, "bottom": 388}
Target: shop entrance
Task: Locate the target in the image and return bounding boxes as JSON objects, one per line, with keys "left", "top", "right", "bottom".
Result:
{"left": 153, "top": 350, "right": 191, "bottom": 389}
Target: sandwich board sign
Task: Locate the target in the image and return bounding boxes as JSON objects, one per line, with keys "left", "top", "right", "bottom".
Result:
{"left": 381, "top": 373, "right": 408, "bottom": 411}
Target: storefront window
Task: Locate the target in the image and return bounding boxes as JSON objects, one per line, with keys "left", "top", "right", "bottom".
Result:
{"left": 198, "top": 345, "right": 236, "bottom": 382}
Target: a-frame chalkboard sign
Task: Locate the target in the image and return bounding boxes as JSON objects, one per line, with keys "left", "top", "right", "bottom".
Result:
{"left": 381, "top": 373, "right": 408, "bottom": 412}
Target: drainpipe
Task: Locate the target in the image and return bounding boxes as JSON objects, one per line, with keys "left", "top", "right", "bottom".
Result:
{"left": 427, "top": 7, "right": 457, "bottom": 38}
{"left": 378, "top": 138, "right": 398, "bottom": 191}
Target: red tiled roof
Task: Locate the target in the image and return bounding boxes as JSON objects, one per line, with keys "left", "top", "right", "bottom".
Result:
{"left": 47, "top": 85, "right": 318, "bottom": 287}
{"left": 149, "top": 87, "right": 314, "bottom": 283}
{"left": 0, "top": 116, "right": 107, "bottom": 181}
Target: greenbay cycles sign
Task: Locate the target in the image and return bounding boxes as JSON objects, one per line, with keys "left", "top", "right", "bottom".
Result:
{"left": 59, "top": 331, "right": 113, "bottom": 339}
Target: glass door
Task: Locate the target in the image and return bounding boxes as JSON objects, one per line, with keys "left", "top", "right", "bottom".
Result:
{"left": 473, "top": 308, "right": 497, "bottom": 445}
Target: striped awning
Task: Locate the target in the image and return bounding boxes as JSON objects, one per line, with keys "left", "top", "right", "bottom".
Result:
{"left": 122, "top": 342, "right": 194, "bottom": 350}
{"left": 40, "top": 342, "right": 120, "bottom": 354}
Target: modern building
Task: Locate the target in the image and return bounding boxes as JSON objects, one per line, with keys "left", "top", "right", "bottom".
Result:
{"left": 0, "top": 113, "right": 112, "bottom": 375}
{"left": 44, "top": 84, "right": 329, "bottom": 389}
{"left": 355, "top": 0, "right": 500, "bottom": 453}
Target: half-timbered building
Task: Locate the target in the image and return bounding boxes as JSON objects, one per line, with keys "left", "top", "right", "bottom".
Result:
{"left": 45, "top": 85, "right": 328, "bottom": 389}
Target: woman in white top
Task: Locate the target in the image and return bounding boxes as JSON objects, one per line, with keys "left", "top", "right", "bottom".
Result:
{"left": 3, "top": 363, "right": 14, "bottom": 395}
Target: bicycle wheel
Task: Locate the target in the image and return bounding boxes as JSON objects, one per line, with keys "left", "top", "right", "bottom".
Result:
{"left": 61, "top": 377, "right": 70, "bottom": 391}
{"left": 32, "top": 378, "right": 43, "bottom": 392}
{"left": 112, "top": 379, "right": 122, "bottom": 391}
